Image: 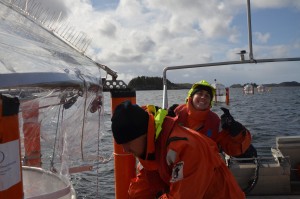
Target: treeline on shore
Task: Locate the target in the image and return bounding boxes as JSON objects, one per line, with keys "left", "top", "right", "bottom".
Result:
{"left": 127, "top": 76, "right": 300, "bottom": 90}
{"left": 128, "top": 76, "right": 192, "bottom": 90}
{"left": 231, "top": 81, "right": 300, "bottom": 88}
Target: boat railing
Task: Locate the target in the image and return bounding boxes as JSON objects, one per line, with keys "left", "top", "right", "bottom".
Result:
{"left": 161, "top": 0, "right": 300, "bottom": 109}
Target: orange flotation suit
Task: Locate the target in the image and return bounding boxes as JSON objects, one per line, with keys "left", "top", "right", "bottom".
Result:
{"left": 129, "top": 110, "right": 245, "bottom": 198}
{"left": 174, "top": 102, "right": 251, "bottom": 157}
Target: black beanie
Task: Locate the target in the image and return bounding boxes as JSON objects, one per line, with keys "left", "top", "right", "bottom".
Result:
{"left": 190, "top": 85, "right": 213, "bottom": 100}
{"left": 111, "top": 100, "right": 149, "bottom": 144}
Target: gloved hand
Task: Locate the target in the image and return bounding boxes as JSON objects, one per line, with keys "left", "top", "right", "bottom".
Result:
{"left": 220, "top": 107, "right": 245, "bottom": 137}
{"left": 167, "top": 104, "right": 179, "bottom": 117}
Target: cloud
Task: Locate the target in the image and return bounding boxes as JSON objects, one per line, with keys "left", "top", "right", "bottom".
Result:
{"left": 45, "top": 0, "right": 300, "bottom": 85}
{"left": 31, "top": 0, "right": 68, "bottom": 12}
{"left": 254, "top": 32, "right": 270, "bottom": 44}
{"left": 98, "top": 18, "right": 117, "bottom": 38}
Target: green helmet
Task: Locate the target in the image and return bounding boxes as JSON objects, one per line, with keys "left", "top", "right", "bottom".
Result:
{"left": 187, "top": 80, "right": 216, "bottom": 105}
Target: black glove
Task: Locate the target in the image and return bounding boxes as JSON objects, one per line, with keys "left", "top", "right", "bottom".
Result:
{"left": 235, "top": 144, "right": 257, "bottom": 159}
{"left": 167, "top": 104, "right": 179, "bottom": 117}
{"left": 220, "top": 107, "right": 245, "bottom": 137}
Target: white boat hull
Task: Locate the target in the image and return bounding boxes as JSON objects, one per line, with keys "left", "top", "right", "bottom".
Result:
{"left": 226, "top": 136, "right": 300, "bottom": 198}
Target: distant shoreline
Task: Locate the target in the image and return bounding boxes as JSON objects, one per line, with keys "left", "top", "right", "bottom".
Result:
{"left": 125, "top": 76, "right": 300, "bottom": 90}
{"left": 230, "top": 81, "right": 300, "bottom": 88}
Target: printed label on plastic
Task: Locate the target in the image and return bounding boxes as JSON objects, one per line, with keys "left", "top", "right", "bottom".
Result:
{"left": 0, "top": 140, "right": 21, "bottom": 191}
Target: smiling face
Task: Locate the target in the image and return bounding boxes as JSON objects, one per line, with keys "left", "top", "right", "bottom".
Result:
{"left": 121, "top": 134, "right": 147, "bottom": 159}
{"left": 192, "top": 90, "right": 212, "bottom": 110}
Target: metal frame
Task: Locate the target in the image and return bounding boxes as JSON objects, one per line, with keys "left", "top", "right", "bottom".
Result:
{"left": 162, "top": 0, "right": 300, "bottom": 109}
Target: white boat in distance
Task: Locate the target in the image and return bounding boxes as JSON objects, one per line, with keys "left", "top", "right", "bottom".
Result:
{"left": 244, "top": 84, "right": 255, "bottom": 95}
{"left": 257, "top": 84, "right": 270, "bottom": 93}
{"left": 211, "top": 79, "right": 229, "bottom": 104}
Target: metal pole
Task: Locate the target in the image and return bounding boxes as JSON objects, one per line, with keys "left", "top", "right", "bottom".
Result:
{"left": 162, "top": 68, "right": 168, "bottom": 109}
{"left": 161, "top": 57, "right": 300, "bottom": 109}
{"left": 247, "top": 0, "right": 254, "bottom": 60}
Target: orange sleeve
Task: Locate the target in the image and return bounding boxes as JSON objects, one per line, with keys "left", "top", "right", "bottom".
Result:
{"left": 165, "top": 126, "right": 245, "bottom": 199}
{"left": 128, "top": 168, "right": 168, "bottom": 199}
{"left": 218, "top": 129, "right": 252, "bottom": 156}
{"left": 165, "top": 136, "right": 215, "bottom": 198}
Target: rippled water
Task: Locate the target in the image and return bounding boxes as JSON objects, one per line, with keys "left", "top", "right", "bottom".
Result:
{"left": 74, "top": 87, "right": 300, "bottom": 198}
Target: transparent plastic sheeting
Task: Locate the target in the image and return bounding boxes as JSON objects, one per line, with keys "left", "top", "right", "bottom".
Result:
{"left": 0, "top": 0, "right": 100, "bottom": 88}
{"left": 17, "top": 87, "right": 103, "bottom": 198}
{"left": 0, "top": 0, "right": 107, "bottom": 198}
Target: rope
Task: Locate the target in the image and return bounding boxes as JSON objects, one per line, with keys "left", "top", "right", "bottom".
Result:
{"left": 96, "top": 104, "right": 101, "bottom": 198}
{"left": 80, "top": 83, "right": 88, "bottom": 161}
{"left": 50, "top": 104, "right": 62, "bottom": 172}
{"left": 243, "top": 158, "right": 260, "bottom": 195}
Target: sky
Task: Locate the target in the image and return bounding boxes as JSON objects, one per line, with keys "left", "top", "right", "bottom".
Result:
{"left": 36, "top": 0, "right": 300, "bottom": 86}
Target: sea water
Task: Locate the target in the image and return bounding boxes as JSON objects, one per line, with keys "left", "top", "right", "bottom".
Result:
{"left": 73, "top": 87, "right": 300, "bottom": 198}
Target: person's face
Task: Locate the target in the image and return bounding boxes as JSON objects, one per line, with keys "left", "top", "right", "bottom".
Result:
{"left": 192, "top": 90, "right": 211, "bottom": 110}
{"left": 122, "top": 134, "right": 147, "bottom": 158}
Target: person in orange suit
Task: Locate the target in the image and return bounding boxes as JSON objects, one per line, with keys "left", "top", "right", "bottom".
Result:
{"left": 168, "top": 80, "right": 257, "bottom": 158}
{"left": 111, "top": 100, "right": 245, "bottom": 198}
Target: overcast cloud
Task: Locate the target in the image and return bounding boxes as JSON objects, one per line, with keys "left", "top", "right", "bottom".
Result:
{"left": 37, "top": 0, "right": 300, "bottom": 86}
